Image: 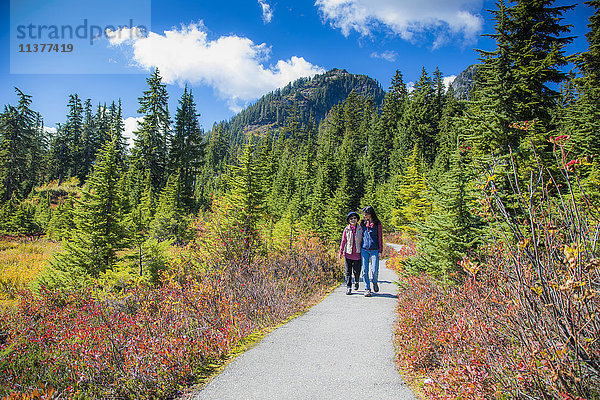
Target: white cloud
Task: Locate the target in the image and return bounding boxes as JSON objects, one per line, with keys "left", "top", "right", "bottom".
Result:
{"left": 370, "top": 50, "right": 397, "bottom": 62}
{"left": 259, "top": 0, "right": 274, "bottom": 24}
{"left": 108, "top": 22, "right": 324, "bottom": 112}
{"left": 315, "top": 0, "right": 484, "bottom": 47}
{"left": 123, "top": 117, "right": 143, "bottom": 148}
{"left": 443, "top": 75, "right": 457, "bottom": 90}
{"left": 44, "top": 126, "right": 57, "bottom": 135}
{"left": 407, "top": 81, "right": 415, "bottom": 93}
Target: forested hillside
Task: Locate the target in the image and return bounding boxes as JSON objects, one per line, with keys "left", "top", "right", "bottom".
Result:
{"left": 220, "top": 68, "right": 385, "bottom": 146}
{"left": 1, "top": 0, "right": 600, "bottom": 398}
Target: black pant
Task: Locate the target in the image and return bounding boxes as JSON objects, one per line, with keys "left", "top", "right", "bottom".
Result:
{"left": 345, "top": 258, "right": 361, "bottom": 287}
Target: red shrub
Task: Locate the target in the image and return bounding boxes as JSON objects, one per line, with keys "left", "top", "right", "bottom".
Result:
{"left": 0, "top": 227, "right": 340, "bottom": 399}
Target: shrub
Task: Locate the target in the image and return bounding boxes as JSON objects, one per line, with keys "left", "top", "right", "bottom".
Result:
{"left": 0, "top": 214, "right": 340, "bottom": 399}
{"left": 391, "top": 139, "right": 600, "bottom": 399}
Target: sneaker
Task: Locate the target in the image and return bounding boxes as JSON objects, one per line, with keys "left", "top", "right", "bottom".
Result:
{"left": 346, "top": 287, "right": 352, "bottom": 295}
{"left": 364, "top": 290, "right": 372, "bottom": 297}
{"left": 373, "top": 282, "right": 379, "bottom": 292}
{"left": 354, "top": 282, "right": 359, "bottom": 290}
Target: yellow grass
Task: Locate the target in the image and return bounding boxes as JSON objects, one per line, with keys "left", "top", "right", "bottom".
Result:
{"left": 0, "top": 238, "right": 61, "bottom": 308}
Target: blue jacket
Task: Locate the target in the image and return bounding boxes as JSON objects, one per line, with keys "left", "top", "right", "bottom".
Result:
{"left": 362, "top": 222, "right": 382, "bottom": 250}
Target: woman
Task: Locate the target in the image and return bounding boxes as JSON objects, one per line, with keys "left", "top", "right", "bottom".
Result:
{"left": 338, "top": 211, "right": 363, "bottom": 295}
{"left": 360, "top": 206, "right": 383, "bottom": 297}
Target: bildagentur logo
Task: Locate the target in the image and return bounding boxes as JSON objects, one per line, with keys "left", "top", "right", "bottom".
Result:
{"left": 15, "top": 19, "right": 148, "bottom": 45}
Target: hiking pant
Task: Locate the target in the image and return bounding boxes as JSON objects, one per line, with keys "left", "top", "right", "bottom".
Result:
{"left": 361, "top": 248, "right": 379, "bottom": 291}
{"left": 344, "top": 257, "right": 361, "bottom": 288}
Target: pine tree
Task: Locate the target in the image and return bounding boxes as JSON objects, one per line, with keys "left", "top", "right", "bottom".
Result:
{"left": 394, "top": 68, "right": 438, "bottom": 170}
{"left": 47, "top": 195, "right": 76, "bottom": 240}
{"left": 405, "top": 149, "right": 480, "bottom": 282}
{"left": 0, "top": 88, "right": 39, "bottom": 201}
{"left": 461, "top": 0, "right": 573, "bottom": 164}
{"left": 169, "top": 86, "right": 205, "bottom": 211}
{"left": 52, "top": 136, "right": 127, "bottom": 277}
{"left": 567, "top": 1, "right": 600, "bottom": 159}
{"left": 206, "top": 122, "right": 230, "bottom": 172}
{"left": 150, "top": 173, "right": 192, "bottom": 243}
{"left": 432, "top": 86, "right": 466, "bottom": 177}
{"left": 130, "top": 68, "right": 171, "bottom": 193}
{"left": 225, "top": 144, "right": 267, "bottom": 239}
{"left": 392, "top": 145, "right": 431, "bottom": 232}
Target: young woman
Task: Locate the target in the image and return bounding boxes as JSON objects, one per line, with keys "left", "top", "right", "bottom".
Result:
{"left": 338, "top": 211, "right": 363, "bottom": 295}
{"left": 360, "top": 206, "right": 383, "bottom": 297}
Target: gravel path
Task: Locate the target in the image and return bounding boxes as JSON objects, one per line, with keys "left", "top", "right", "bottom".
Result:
{"left": 192, "top": 250, "right": 416, "bottom": 400}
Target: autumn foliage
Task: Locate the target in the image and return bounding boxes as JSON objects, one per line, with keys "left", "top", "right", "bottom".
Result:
{"left": 389, "top": 138, "right": 600, "bottom": 399}
{"left": 0, "top": 211, "right": 340, "bottom": 399}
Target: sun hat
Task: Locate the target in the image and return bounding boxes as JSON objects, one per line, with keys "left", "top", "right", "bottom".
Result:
{"left": 346, "top": 211, "right": 359, "bottom": 223}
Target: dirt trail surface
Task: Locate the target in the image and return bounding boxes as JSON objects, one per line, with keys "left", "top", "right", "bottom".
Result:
{"left": 192, "top": 248, "right": 416, "bottom": 400}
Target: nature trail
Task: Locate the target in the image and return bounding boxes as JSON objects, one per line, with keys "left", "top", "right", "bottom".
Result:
{"left": 191, "top": 248, "right": 416, "bottom": 399}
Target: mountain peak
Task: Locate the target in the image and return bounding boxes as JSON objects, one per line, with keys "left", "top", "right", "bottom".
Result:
{"left": 219, "top": 69, "right": 385, "bottom": 144}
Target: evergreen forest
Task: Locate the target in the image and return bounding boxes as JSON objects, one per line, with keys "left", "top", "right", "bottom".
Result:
{"left": 1, "top": 0, "right": 600, "bottom": 398}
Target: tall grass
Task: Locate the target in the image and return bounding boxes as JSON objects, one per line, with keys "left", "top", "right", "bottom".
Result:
{"left": 0, "top": 238, "right": 60, "bottom": 309}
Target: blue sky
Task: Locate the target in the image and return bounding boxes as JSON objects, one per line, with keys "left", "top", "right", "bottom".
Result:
{"left": 0, "top": 0, "right": 594, "bottom": 144}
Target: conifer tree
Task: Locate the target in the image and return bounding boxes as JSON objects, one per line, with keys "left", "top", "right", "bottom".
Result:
{"left": 94, "top": 103, "right": 112, "bottom": 147}
{"left": 337, "top": 91, "right": 367, "bottom": 210}
{"left": 432, "top": 86, "right": 465, "bottom": 177}
{"left": 225, "top": 144, "right": 267, "bottom": 238}
{"left": 206, "top": 122, "right": 230, "bottom": 171}
{"left": 394, "top": 68, "right": 438, "bottom": 169}
{"left": 293, "top": 135, "right": 316, "bottom": 227}
{"left": 508, "top": 0, "right": 574, "bottom": 129}
{"left": 432, "top": 67, "right": 446, "bottom": 124}
{"left": 47, "top": 195, "right": 76, "bottom": 240}
{"left": 379, "top": 71, "right": 409, "bottom": 167}
{"left": 170, "top": 86, "right": 205, "bottom": 211}
{"left": 34, "top": 191, "right": 53, "bottom": 232}
{"left": 567, "top": 0, "right": 600, "bottom": 159}
{"left": 65, "top": 94, "right": 84, "bottom": 180}
{"left": 109, "top": 100, "right": 128, "bottom": 166}
{"left": 254, "top": 133, "right": 277, "bottom": 215}
{"left": 78, "top": 99, "right": 97, "bottom": 181}
{"left": 268, "top": 139, "right": 295, "bottom": 220}
{"left": 322, "top": 185, "right": 350, "bottom": 243}
{"left": 150, "top": 173, "right": 192, "bottom": 243}
{"left": 406, "top": 149, "right": 480, "bottom": 282}
{"left": 461, "top": 0, "right": 573, "bottom": 165}
{"left": 130, "top": 68, "right": 171, "bottom": 193}
{"left": 0, "top": 88, "right": 39, "bottom": 201}
{"left": 459, "top": 1, "right": 513, "bottom": 160}
{"left": 52, "top": 136, "right": 127, "bottom": 277}
{"left": 392, "top": 145, "right": 431, "bottom": 231}
{"left": 308, "top": 120, "right": 338, "bottom": 234}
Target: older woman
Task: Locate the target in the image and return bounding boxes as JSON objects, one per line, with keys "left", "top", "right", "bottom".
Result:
{"left": 338, "top": 211, "right": 363, "bottom": 295}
